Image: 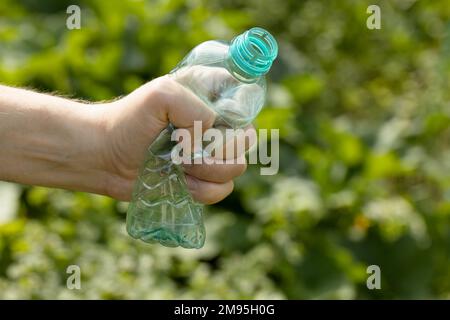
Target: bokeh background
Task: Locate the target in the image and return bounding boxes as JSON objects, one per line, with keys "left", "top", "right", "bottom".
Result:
{"left": 1, "top": 0, "right": 450, "bottom": 299}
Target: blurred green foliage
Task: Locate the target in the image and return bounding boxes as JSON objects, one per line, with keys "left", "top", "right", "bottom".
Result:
{"left": 1, "top": 0, "right": 450, "bottom": 299}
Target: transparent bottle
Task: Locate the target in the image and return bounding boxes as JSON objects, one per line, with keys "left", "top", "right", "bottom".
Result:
{"left": 126, "top": 27, "right": 278, "bottom": 249}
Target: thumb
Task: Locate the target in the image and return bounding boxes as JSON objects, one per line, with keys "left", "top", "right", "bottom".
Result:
{"left": 120, "top": 76, "right": 216, "bottom": 157}
{"left": 147, "top": 76, "right": 216, "bottom": 132}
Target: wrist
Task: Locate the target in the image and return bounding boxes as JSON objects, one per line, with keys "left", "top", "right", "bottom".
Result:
{"left": 82, "top": 100, "right": 135, "bottom": 200}
{"left": 66, "top": 102, "right": 115, "bottom": 196}
{"left": 0, "top": 85, "right": 125, "bottom": 198}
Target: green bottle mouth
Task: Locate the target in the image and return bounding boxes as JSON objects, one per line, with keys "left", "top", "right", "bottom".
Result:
{"left": 229, "top": 27, "right": 278, "bottom": 80}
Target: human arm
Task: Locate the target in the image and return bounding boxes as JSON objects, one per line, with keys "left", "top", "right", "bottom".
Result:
{"left": 0, "top": 77, "right": 252, "bottom": 203}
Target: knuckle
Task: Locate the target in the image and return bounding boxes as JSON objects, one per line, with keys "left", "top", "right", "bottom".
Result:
{"left": 104, "top": 175, "right": 132, "bottom": 201}
{"left": 150, "top": 77, "right": 175, "bottom": 101}
{"left": 225, "top": 180, "right": 234, "bottom": 195}
{"left": 235, "top": 162, "right": 247, "bottom": 177}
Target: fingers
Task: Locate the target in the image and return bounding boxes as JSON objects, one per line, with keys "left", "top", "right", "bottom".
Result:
{"left": 175, "top": 65, "right": 239, "bottom": 101}
{"left": 183, "top": 155, "right": 247, "bottom": 184}
{"left": 181, "top": 125, "right": 255, "bottom": 184}
{"left": 104, "top": 175, "right": 134, "bottom": 202}
{"left": 210, "top": 124, "right": 257, "bottom": 159}
{"left": 151, "top": 77, "right": 253, "bottom": 204}
{"left": 186, "top": 174, "right": 234, "bottom": 205}
{"left": 114, "top": 173, "right": 235, "bottom": 204}
{"left": 105, "top": 173, "right": 235, "bottom": 205}
{"left": 116, "top": 75, "right": 255, "bottom": 205}
{"left": 151, "top": 76, "right": 216, "bottom": 131}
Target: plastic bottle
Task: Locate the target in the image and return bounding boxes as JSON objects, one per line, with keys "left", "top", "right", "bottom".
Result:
{"left": 126, "top": 27, "right": 278, "bottom": 249}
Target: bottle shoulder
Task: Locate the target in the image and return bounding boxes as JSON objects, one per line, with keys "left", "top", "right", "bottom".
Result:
{"left": 181, "top": 40, "right": 230, "bottom": 67}
{"left": 170, "top": 40, "right": 267, "bottom": 128}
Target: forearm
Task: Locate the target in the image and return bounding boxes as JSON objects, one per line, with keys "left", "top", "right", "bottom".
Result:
{"left": 0, "top": 85, "right": 108, "bottom": 194}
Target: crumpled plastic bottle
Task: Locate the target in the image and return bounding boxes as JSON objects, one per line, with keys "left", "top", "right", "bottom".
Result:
{"left": 126, "top": 27, "right": 278, "bottom": 249}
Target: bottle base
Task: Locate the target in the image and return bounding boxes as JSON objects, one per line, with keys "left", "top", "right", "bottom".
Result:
{"left": 126, "top": 200, "right": 206, "bottom": 249}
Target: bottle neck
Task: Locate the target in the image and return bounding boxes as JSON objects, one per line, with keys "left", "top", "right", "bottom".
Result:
{"left": 226, "top": 27, "right": 278, "bottom": 83}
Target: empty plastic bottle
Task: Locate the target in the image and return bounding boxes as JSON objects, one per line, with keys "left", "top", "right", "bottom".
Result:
{"left": 126, "top": 27, "right": 278, "bottom": 249}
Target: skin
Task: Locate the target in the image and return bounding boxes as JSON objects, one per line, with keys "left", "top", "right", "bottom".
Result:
{"left": 0, "top": 75, "right": 256, "bottom": 204}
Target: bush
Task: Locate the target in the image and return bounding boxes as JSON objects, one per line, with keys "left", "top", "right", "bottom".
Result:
{"left": 0, "top": 0, "right": 449, "bottom": 299}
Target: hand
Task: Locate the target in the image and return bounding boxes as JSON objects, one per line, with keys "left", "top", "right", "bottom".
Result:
{"left": 97, "top": 75, "right": 256, "bottom": 203}
{"left": 0, "top": 72, "right": 255, "bottom": 204}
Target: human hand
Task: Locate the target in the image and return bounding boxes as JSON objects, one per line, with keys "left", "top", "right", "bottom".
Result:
{"left": 96, "top": 74, "right": 256, "bottom": 202}
{"left": 0, "top": 69, "right": 256, "bottom": 203}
